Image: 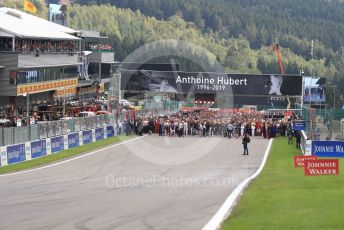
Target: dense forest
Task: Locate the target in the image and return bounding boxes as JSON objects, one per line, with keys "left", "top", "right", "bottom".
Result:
{"left": 1, "top": 0, "right": 343, "bottom": 107}
{"left": 75, "top": 0, "right": 344, "bottom": 107}
{"left": 75, "top": 0, "right": 344, "bottom": 56}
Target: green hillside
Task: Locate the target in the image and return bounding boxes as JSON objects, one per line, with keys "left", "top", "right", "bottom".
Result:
{"left": 72, "top": 0, "right": 344, "bottom": 107}
{"left": 65, "top": 4, "right": 327, "bottom": 74}
{"left": 76, "top": 0, "right": 344, "bottom": 56}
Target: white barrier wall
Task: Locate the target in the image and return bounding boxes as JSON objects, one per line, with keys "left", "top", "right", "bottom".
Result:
{"left": 79, "top": 131, "right": 83, "bottom": 146}
{"left": 0, "top": 146, "right": 7, "bottom": 166}
{"left": 304, "top": 140, "right": 312, "bottom": 156}
{"left": 103, "top": 127, "right": 107, "bottom": 139}
{"left": 92, "top": 129, "right": 96, "bottom": 142}
{"left": 300, "top": 130, "right": 312, "bottom": 156}
{"left": 25, "top": 142, "right": 31, "bottom": 161}
{"left": 64, "top": 135, "right": 69, "bottom": 151}
{"left": 46, "top": 138, "right": 51, "bottom": 155}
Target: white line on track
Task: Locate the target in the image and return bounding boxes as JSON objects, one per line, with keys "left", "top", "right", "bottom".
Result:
{"left": 0, "top": 135, "right": 146, "bottom": 178}
{"left": 202, "top": 138, "right": 273, "bottom": 230}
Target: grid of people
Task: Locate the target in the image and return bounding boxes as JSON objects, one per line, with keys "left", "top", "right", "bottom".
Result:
{"left": 122, "top": 109, "right": 302, "bottom": 142}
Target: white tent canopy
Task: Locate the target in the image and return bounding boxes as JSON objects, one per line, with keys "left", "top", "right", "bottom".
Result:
{"left": 0, "top": 30, "right": 14, "bottom": 37}
{"left": 0, "top": 7, "right": 80, "bottom": 40}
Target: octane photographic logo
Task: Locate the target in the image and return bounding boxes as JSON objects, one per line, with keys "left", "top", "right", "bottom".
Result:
{"left": 120, "top": 39, "right": 233, "bottom": 165}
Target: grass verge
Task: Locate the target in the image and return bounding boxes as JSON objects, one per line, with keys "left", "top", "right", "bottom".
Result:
{"left": 0, "top": 135, "right": 134, "bottom": 175}
{"left": 221, "top": 137, "right": 344, "bottom": 230}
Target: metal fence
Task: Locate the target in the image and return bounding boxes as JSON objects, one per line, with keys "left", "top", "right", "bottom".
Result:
{"left": 300, "top": 105, "right": 344, "bottom": 140}
{"left": 0, "top": 114, "right": 120, "bottom": 147}
{"left": 141, "top": 100, "right": 181, "bottom": 117}
{"left": 0, "top": 102, "right": 182, "bottom": 147}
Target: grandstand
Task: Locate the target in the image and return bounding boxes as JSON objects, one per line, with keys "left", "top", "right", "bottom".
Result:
{"left": 0, "top": 7, "right": 115, "bottom": 120}
{"left": 0, "top": 7, "right": 80, "bottom": 117}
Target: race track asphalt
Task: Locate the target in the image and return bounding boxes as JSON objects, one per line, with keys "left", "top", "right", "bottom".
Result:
{"left": 0, "top": 135, "right": 270, "bottom": 230}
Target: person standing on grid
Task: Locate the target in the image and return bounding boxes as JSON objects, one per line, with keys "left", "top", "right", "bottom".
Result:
{"left": 242, "top": 133, "right": 250, "bottom": 155}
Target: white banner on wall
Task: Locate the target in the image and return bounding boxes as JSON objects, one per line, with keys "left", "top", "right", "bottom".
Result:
{"left": 103, "top": 127, "right": 107, "bottom": 139}
{"left": 305, "top": 140, "right": 312, "bottom": 156}
{"left": 92, "top": 129, "right": 96, "bottom": 142}
{"left": 64, "top": 135, "right": 69, "bottom": 151}
{"left": 0, "top": 146, "right": 8, "bottom": 166}
{"left": 79, "top": 132, "right": 83, "bottom": 146}
{"left": 46, "top": 138, "right": 51, "bottom": 155}
{"left": 25, "top": 142, "right": 31, "bottom": 161}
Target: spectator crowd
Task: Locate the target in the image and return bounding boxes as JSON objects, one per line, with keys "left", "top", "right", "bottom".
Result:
{"left": 122, "top": 110, "right": 302, "bottom": 143}
{"left": 0, "top": 38, "right": 77, "bottom": 53}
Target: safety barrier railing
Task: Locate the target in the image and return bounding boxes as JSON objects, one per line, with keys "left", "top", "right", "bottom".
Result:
{"left": 0, "top": 103, "right": 182, "bottom": 147}
{"left": 0, "top": 114, "right": 120, "bottom": 147}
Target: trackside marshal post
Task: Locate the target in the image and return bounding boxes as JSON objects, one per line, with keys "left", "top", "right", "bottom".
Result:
{"left": 304, "top": 159, "right": 339, "bottom": 176}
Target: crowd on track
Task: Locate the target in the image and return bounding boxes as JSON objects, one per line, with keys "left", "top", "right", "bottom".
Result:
{"left": 122, "top": 110, "right": 303, "bottom": 145}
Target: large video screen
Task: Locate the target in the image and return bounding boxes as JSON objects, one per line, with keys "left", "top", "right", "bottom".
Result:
{"left": 121, "top": 70, "right": 303, "bottom": 96}
{"left": 303, "top": 76, "right": 326, "bottom": 103}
